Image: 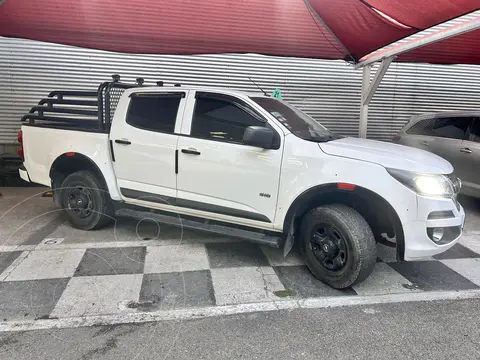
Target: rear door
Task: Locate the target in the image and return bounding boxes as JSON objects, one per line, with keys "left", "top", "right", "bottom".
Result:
{"left": 398, "top": 117, "right": 436, "bottom": 151}
{"left": 109, "top": 90, "right": 187, "bottom": 204}
{"left": 427, "top": 116, "right": 473, "bottom": 176}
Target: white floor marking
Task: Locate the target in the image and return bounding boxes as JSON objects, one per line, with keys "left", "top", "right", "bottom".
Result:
{"left": 352, "top": 263, "right": 422, "bottom": 296}
{"left": 211, "top": 266, "right": 285, "bottom": 306}
{"left": 0, "top": 245, "right": 37, "bottom": 252}
{"left": 50, "top": 274, "right": 143, "bottom": 318}
{"left": 0, "top": 251, "right": 30, "bottom": 281}
{"left": 1, "top": 289, "right": 480, "bottom": 333}
{"left": 459, "top": 233, "right": 480, "bottom": 254}
{"left": 4, "top": 249, "right": 86, "bottom": 281}
{"left": 441, "top": 258, "right": 480, "bottom": 286}
{"left": 144, "top": 244, "right": 210, "bottom": 274}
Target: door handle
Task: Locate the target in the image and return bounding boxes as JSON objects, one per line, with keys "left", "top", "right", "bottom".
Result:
{"left": 460, "top": 147, "right": 472, "bottom": 154}
{"left": 181, "top": 148, "right": 201, "bottom": 155}
{"left": 115, "top": 139, "right": 131, "bottom": 145}
{"left": 420, "top": 141, "right": 429, "bottom": 146}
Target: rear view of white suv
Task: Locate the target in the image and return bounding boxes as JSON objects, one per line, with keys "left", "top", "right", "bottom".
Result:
{"left": 394, "top": 111, "right": 480, "bottom": 198}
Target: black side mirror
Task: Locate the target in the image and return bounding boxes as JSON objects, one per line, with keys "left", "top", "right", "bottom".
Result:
{"left": 243, "top": 126, "right": 274, "bottom": 149}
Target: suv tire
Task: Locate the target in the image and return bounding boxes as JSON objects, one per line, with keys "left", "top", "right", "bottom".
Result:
{"left": 299, "top": 204, "right": 376, "bottom": 289}
{"left": 59, "top": 170, "right": 114, "bottom": 230}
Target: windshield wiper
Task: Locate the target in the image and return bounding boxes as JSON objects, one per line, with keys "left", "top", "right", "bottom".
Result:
{"left": 310, "top": 133, "right": 344, "bottom": 143}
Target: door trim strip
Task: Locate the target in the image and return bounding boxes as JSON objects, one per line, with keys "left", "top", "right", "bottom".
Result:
{"left": 120, "top": 188, "right": 271, "bottom": 223}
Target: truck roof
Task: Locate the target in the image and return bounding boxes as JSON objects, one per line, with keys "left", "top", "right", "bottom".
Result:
{"left": 122, "top": 85, "right": 269, "bottom": 99}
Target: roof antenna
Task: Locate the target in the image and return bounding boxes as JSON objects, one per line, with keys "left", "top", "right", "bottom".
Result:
{"left": 248, "top": 77, "right": 268, "bottom": 96}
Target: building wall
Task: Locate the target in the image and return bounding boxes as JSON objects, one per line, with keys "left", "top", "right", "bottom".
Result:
{"left": 0, "top": 37, "right": 479, "bottom": 147}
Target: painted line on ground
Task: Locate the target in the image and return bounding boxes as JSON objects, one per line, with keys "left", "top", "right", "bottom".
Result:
{"left": 0, "top": 245, "right": 37, "bottom": 252}
{"left": 1, "top": 289, "right": 480, "bottom": 332}
{"left": 0, "top": 250, "right": 31, "bottom": 281}
{"left": 0, "top": 239, "right": 236, "bottom": 252}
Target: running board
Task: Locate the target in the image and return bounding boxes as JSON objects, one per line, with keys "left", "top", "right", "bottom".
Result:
{"left": 115, "top": 208, "right": 283, "bottom": 248}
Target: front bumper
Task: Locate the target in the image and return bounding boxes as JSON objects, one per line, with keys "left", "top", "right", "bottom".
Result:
{"left": 403, "top": 195, "right": 465, "bottom": 260}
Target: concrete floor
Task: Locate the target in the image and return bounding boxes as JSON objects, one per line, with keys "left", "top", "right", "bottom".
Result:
{"left": 1, "top": 298, "right": 480, "bottom": 360}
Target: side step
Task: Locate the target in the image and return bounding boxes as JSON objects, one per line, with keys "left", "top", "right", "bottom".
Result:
{"left": 115, "top": 207, "right": 283, "bottom": 248}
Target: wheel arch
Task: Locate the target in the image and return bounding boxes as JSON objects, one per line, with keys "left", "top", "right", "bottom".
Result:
{"left": 49, "top": 152, "right": 109, "bottom": 206}
{"left": 283, "top": 183, "right": 405, "bottom": 261}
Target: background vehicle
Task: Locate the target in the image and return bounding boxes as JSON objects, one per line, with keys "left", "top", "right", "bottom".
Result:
{"left": 17, "top": 75, "right": 464, "bottom": 289}
{"left": 394, "top": 111, "right": 480, "bottom": 198}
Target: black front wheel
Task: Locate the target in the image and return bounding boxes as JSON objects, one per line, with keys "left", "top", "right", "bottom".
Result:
{"left": 59, "top": 171, "right": 114, "bottom": 230}
{"left": 299, "top": 204, "right": 376, "bottom": 289}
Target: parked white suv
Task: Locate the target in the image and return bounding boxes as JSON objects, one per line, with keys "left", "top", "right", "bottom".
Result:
{"left": 18, "top": 76, "right": 465, "bottom": 289}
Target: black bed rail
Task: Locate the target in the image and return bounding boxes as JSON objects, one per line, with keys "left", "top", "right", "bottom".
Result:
{"left": 38, "top": 98, "right": 98, "bottom": 107}
{"left": 48, "top": 90, "right": 98, "bottom": 98}
{"left": 21, "top": 114, "right": 97, "bottom": 126}
{"left": 28, "top": 106, "right": 98, "bottom": 117}
{"left": 22, "top": 75, "right": 150, "bottom": 130}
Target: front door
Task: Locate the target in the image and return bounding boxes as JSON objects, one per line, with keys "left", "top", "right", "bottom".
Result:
{"left": 176, "top": 91, "right": 284, "bottom": 228}
{"left": 455, "top": 116, "right": 480, "bottom": 195}
{"left": 427, "top": 116, "right": 473, "bottom": 181}
{"left": 109, "top": 90, "right": 188, "bottom": 204}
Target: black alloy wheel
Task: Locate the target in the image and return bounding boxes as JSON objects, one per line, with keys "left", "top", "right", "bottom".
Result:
{"left": 310, "top": 224, "right": 348, "bottom": 273}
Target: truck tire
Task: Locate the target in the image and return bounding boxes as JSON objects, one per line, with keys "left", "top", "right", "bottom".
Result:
{"left": 299, "top": 204, "right": 376, "bottom": 289}
{"left": 59, "top": 170, "right": 114, "bottom": 230}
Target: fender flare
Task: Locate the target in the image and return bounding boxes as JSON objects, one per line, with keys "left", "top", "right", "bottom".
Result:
{"left": 282, "top": 183, "right": 405, "bottom": 260}
{"left": 49, "top": 152, "right": 110, "bottom": 204}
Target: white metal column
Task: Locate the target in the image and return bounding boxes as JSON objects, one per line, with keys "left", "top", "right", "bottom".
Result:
{"left": 358, "top": 56, "right": 393, "bottom": 138}
{"left": 359, "top": 65, "right": 371, "bottom": 138}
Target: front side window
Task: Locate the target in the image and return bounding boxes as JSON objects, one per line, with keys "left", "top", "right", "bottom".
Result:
{"left": 191, "top": 94, "right": 265, "bottom": 144}
{"left": 431, "top": 117, "right": 472, "bottom": 140}
{"left": 126, "top": 93, "right": 184, "bottom": 133}
{"left": 468, "top": 117, "right": 480, "bottom": 142}
{"left": 250, "top": 96, "right": 342, "bottom": 142}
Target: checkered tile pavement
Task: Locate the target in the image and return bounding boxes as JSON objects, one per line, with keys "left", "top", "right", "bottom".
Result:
{"left": 1, "top": 238, "right": 480, "bottom": 322}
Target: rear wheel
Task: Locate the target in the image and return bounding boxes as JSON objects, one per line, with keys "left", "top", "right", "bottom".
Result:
{"left": 59, "top": 170, "right": 114, "bottom": 230}
{"left": 299, "top": 204, "right": 376, "bottom": 289}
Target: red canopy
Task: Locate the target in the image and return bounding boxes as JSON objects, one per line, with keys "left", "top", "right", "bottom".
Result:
{"left": 396, "top": 29, "right": 480, "bottom": 65}
{"left": 0, "top": 0, "right": 479, "bottom": 64}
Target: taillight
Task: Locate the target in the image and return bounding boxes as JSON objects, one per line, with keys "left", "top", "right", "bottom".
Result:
{"left": 392, "top": 135, "right": 401, "bottom": 142}
{"left": 17, "top": 130, "right": 24, "bottom": 161}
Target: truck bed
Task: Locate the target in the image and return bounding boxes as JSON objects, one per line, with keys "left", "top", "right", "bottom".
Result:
{"left": 21, "top": 76, "right": 141, "bottom": 132}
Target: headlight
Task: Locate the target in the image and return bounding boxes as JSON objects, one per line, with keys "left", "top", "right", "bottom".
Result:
{"left": 386, "top": 168, "right": 454, "bottom": 198}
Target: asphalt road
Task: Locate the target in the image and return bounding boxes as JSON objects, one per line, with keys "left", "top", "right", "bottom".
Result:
{"left": 1, "top": 298, "right": 479, "bottom": 360}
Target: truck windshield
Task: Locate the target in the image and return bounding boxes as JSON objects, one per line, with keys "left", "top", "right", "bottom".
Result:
{"left": 250, "top": 96, "right": 343, "bottom": 142}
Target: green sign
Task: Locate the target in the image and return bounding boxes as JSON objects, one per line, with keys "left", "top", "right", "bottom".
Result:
{"left": 271, "top": 88, "right": 282, "bottom": 99}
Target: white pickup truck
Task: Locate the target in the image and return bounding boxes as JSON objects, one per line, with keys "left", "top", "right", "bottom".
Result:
{"left": 18, "top": 76, "right": 465, "bottom": 289}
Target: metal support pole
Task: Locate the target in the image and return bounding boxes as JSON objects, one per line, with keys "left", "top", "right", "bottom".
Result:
{"left": 356, "top": 14, "right": 480, "bottom": 68}
{"left": 359, "top": 65, "right": 371, "bottom": 138}
{"left": 358, "top": 56, "right": 393, "bottom": 138}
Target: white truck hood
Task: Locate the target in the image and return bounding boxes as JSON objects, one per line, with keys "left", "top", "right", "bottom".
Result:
{"left": 319, "top": 137, "right": 453, "bottom": 174}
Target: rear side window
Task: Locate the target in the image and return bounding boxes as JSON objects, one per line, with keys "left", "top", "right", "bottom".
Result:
{"left": 431, "top": 117, "right": 472, "bottom": 140}
{"left": 405, "top": 118, "right": 435, "bottom": 135}
{"left": 126, "top": 93, "right": 184, "bottom": 133}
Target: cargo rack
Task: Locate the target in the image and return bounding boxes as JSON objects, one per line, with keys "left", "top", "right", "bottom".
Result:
{"left": 21, "top": 75, "right": 170, "bottom": 131}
